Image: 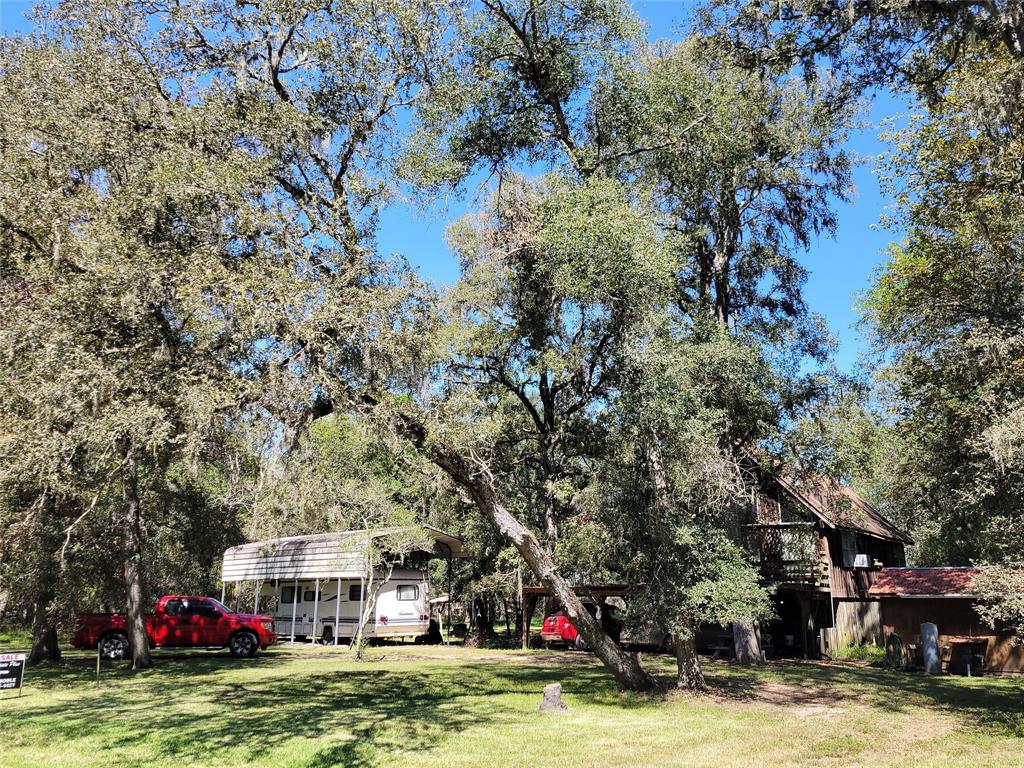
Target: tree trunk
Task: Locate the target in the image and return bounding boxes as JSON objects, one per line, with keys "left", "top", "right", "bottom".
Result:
{"left": 28, "top": 561, "right": 61, "bottom": 665}
{"left": 28, "top": 493, "right": 62, "bottom": 666}
{"left": 352, "top": 559, "right": 393, "bottom": 659}
{"left": 732, "top": 620, "right": 762, "bottom": 666}
{"left": 672, "top": 621, "right": 707, "bottom": 691}
{"left": 28, "top": 619, "right": 61, "bottom": 665}
{"left": 122, "top": 446, "right": 152, "bottom": 670}
{"left": 644, "top": 431, "right": 671, "bottom": 511}
{"left": 502, "top": 598, "right": 512, "bottom": 638}
{"left": 433, "top": 448, "right": 656, "bottom": 692}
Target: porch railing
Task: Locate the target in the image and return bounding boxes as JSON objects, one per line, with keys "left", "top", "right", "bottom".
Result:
{"left": 744, "top": 523, "right": 830, "bottom": 590}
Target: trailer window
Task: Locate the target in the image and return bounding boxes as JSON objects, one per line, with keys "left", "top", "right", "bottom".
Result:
{"left": 304, "top": 589, "right": 317, "bottom": 602}
{"left": 281, "top": 586, "right": 297, "bottom": 604}
{"left": 396, "top": 585, "right": 418, "bottom": 601}
{"left": 348, "top": 584, "right": 364, "bottom": 602}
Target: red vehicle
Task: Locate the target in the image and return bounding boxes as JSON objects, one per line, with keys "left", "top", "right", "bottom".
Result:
{"left": 71, "top": 595, "right": 276, "bottom": 660}
{"left": 541, "top": 610, "right": 588, "bottom": 649}
{"left": 541, "top": 601, "right": 670, "bottom": 651}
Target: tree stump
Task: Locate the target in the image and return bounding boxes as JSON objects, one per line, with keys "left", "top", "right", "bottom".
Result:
{"left": 539, "top": 682, "right": 568, "bottom": 712}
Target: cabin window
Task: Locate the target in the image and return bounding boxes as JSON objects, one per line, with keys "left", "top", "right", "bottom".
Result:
{"left": 396, "top": 585, "right": 418, "bottom": 601}
{"left": 349, "top": 584, "right": 365, "bottom": 602}
{"left": 841, "top": 531, "right": 858, "bottom": 567}
{"left": 164, "top": 599, "right": 183, "bottom": 616}
{"left": 281, "top": 586, "right": 298, "bottom": 604}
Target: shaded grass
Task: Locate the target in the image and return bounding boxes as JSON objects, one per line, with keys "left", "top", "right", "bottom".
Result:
{"left": 1, "top": 642, "right": 1022, "bottom": 768}
{"left": 0, "top": 625, "right": 31, "bottom": 650}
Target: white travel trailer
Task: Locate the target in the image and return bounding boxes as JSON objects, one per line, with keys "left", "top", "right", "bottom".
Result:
{"left": 220, "top": 526, "right": 464, "bottom": 644}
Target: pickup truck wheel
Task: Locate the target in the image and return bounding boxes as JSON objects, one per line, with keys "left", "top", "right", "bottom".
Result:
{"left": 229, "top": 631, "right": 259, "bottom": 659}
{"left": 99, "top": 631, "right": 130, "bottom": 661}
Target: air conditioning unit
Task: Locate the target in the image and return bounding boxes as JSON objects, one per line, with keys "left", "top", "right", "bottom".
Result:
{"left": 853, "top": 553, "right": 871, "bottom": 568}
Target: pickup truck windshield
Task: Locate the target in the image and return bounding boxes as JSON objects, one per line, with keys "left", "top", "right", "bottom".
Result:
{"left": 208, "top": 598, "right": 234, "bottom": 614}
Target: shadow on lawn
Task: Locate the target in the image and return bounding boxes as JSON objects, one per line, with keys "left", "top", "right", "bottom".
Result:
{"left": 14, "top": 649, "right": 614, "bottom": 768}
{"left": 706, "top": 660, "right": 1024, "bottom": 737}
{"left": 14, "top": 649, "right": 1024, "bottom": 767}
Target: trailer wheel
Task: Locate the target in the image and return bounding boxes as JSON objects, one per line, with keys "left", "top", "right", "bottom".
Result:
{"left": 229, "top": 631, "right": 259, "bottom": 658}
{"left": 574, "top": 635, "right": 589, "bottom": 652}
{"left": 99, "top": 631, "right": 130, "bottom": 661}
{"left": 321, "top": 626, "right": 334, "bottom": 645}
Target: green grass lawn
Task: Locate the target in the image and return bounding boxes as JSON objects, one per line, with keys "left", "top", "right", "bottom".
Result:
{"left": 1, "top": 636, "right": 1021, "bottom": 768}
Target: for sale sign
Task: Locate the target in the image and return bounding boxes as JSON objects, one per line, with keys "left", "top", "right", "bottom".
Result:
{"left": 0, "top": 652, "right": 26, "bottom": 691}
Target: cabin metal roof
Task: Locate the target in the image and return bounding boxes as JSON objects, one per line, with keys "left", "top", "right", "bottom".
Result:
{"left": 772, "top": 469, "right": 913, "bottom": 544}
{"left": 868, "top": 567, "right": 982, "bottom": 597}
{"left": 221, "top": 525, "right": 465, "bottom": 583}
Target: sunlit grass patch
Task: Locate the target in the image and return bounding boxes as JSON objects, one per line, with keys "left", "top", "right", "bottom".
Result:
{"left": 2, "top": 642, "right": 1022, "bottom": 767}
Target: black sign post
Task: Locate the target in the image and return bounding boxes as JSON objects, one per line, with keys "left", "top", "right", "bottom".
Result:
{"left": 0, "top": 652, "right": 26, "bottom": 697}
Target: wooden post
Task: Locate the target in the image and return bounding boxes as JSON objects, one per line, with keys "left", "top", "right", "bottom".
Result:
{"left": 357, "top": 575, "right": 365, "bottom": 640}
{"left": 334, "top": 577, "right": 341, "bottom": 646}
{"left": 290, "top": 578, "right": 299, "bottom": 643}
{"left": 798, "top": 595, "right": 814, "bottom": 660}
{"left": 519, "top": 568, "right": 527, "bottom": 649}
{"left": 311, "top": 578, "right": 320, "bottom": 644}
{"left": 521, "top": 594, "right": 539, "bottom": 649}
{"left": 253, "top": 580, "right": 260, "bottom": 615}
{"left": 220, "top": 584, "right": 226, "bottom": 604}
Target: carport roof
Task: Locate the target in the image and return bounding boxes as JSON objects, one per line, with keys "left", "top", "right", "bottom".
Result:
{"left": 221, "top": 525, "right": 465, "bottom": 583}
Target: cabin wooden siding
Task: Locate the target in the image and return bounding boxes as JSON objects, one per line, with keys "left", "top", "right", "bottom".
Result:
{"left": 755, "top": 492, "right": 782, "bottom": 524}
{"left": 879, "top": 596, "right": 1024, "bottom": 674}
{"left": 824, "top": 529, "right": 907, "bottom": 599}
{"left": 830, "top": 600, "right": 883, "bottom": 646}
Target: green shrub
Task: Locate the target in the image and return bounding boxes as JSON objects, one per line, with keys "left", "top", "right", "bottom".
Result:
{"left": 831, "top": 643, "right": 886, "bottom": 662}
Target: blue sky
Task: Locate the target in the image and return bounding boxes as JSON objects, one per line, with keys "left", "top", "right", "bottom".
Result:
{"left": 1, "top": 0, "right": 906, "bottom": 373}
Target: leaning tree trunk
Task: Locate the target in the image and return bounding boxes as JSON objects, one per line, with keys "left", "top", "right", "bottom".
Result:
{"left": 672, "top": 621, "right": 707, "bottom": 691}
{"left": 28, "top": 493, "right": 62, "bottom": 665}
{"left": 433, "top": 448, "right": 656, "bottom": 692}
{"left": 122, "top": 446, "right": 152, "bottom": 670}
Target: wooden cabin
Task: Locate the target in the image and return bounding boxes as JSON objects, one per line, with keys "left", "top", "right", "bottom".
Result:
{"left": 743, "top": 465, "right": 912, "bottom": 657}
{"left": 868, "top": 567, "right": 1024, "bottom": 674}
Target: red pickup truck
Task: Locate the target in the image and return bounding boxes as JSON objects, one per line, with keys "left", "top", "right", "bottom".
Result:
{"left": 72, "top": 595, "right": 276, "bottom": 659}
